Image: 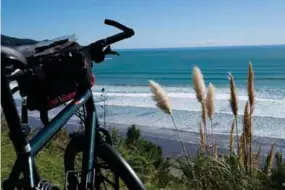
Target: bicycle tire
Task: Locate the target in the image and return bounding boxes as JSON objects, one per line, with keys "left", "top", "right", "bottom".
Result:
{"left": 64, "top": 137, "right": 146, "bottom": 190}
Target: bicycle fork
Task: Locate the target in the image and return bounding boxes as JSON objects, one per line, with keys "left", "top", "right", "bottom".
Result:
{"left": 79, "top": 96, "right": 98, "bottom": 190}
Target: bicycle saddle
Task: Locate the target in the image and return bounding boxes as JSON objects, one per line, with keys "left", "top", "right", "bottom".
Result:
{"left": 1, "top": 46, "right": 28, "bottom": 68}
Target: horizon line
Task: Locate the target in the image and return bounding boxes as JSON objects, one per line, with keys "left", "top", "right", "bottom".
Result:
{"left": 2, "top": 34, "right": 285, "bottom": 50}
{"left": 114, "top": 43, "right": 285, "bottom": 51}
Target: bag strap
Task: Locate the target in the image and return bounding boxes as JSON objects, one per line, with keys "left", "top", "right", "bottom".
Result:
{"left": 40, "top": 109, "right": 49, "bottom": 126}
{"left": 34, "top": 65, "right": 47, "bottom": 82}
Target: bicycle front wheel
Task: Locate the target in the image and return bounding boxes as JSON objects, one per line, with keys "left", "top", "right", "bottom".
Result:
{"left": 64, "top": 139, "right": 146, "bottom": 190}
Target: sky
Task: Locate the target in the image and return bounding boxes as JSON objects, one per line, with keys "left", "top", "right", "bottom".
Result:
{"left": 1, "top": 0, "right": 285, "bottom": 49}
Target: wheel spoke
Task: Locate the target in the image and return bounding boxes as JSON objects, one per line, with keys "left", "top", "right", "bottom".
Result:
{"left": 99, "top": 175, "right": 118, "bottom": 189}
{"left": 65, "top": 143, "right": 145, "bottom": 190}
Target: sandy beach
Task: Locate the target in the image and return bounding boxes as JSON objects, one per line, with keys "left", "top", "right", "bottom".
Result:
{"left": 22, "top": 111, "right": 285, "bottom": 162}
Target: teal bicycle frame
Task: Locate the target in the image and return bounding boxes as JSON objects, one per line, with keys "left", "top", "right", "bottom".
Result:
{"left": 2, "top": 18, "right": 135, "bottom": 190}
{"left": 1, "top": 68, "right": 102, "bottom": 189}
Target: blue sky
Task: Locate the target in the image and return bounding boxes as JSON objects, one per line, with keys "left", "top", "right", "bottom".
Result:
{"left": 2, "top": 0, "right": 285, "bottom": 49}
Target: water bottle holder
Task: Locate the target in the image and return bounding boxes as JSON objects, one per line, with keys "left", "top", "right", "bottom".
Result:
{"left": 65, "top": 170, "right": 80, "bottom": 190}
{"left": 65, "top": 169, "right": 96, "bottom": 190}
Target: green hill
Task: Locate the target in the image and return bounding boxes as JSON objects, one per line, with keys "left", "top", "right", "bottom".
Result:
{"left": 1, "top": 35, "right": 38, "bottom": 46}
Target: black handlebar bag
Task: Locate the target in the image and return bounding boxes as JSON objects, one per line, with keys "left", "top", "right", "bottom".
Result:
{"left": 18, "top": 42, "right": 95, "bottom": 114}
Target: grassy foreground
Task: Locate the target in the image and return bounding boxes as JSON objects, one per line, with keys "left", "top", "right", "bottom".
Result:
{"left": 1, "top": 119, "right": 285, "bottom": 190}
{"left": 1, "top": 118, "right": 68, "bottom": 187}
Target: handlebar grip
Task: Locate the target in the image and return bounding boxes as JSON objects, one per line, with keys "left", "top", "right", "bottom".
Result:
{"left": 104, "top": 19, "right": 131, "bottom": 32}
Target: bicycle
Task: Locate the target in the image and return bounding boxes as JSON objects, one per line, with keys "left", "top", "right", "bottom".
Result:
{"left": 1, "top": 19, "right": 146, "bottom": 190}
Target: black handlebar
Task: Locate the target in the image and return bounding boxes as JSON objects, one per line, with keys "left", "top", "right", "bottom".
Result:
{"left": 1, "top": 19, "right": 135, "bottom": 70}
{"left": 103, "top": 31, "right": 134, "bottom": 47}
{"left": 85, "top": 19, "right": 135, "bottom": 63}
{"left": 87, "top": 19, "right": 135, "bottom": 49}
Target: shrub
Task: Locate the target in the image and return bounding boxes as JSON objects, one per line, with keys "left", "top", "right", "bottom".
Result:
{"left": 126, "top": 124, "right": 141, "bottom": 145}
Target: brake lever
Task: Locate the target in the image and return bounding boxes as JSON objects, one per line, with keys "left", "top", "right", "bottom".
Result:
{"left": 107, "top": 51, "right": 119, "bottom": 56}
{"left": 103, "top": 46, "right": 119, "bottom": 56}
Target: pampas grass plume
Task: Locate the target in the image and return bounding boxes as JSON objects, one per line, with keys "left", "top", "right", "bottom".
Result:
{"left": 228, "top": 72, "right": 240, "bottom": 155}
{"left": 149, "top": 80, "right": 190, "bottom": 158}
{"left": 149, "top": 80, "right": 172, "bottom": 115}
{"left": 228, "top": 73, "right": 238, "bottom": 117}
{"left": 243, "top": 101, "right": 252, "bottom": 139}
{"left": 248, "top": 61, "right": 255, "bottom": 114}
{"left": 192, "top": 66, "right": 206, "bottom": 103}
{"left": 206, "top": 83, "right": 215, "bottom": 121}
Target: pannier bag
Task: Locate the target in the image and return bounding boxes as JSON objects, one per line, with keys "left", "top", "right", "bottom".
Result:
{"left": 17, "top": 41, "right": 95, "bottom": 111}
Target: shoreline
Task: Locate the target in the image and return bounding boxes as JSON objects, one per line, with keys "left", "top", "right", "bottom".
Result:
{"left": 8, "top": 88, "right": 285, "bottom": 162}
{"left": 11, "top": 95, "right": 285, "bottom": 139}
{"left": 9, "top": 95, "right": 285, "bottom": 157}
{"left": 24, "top": 115, "right": 285, "bottom": 160}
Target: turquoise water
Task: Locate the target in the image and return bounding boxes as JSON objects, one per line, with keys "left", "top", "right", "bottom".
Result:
{"left": 93, "top": 45, "right": 285, "bottom": 89}
{"left": 88, "top": 45, "right": 285, "bottom": 140}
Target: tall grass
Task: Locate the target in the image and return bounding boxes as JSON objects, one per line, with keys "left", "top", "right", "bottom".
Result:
{"left": 228, "top": 73, "right": 239, "bottom": 156}
{"left": 192, "top": 66, "right": 208, "bottom": 152}
{"left": 148, "top": 80, "right": 189, "bottom": 158}
{"left": 229, "top": 120, "right": 235, "bottom": 153}
{"left": 149, "top": 61, "right": 284, "bottom": 189}
{"left": 248, "top": 61, "right": 255, "bottom": 115}
{"left": 243, "top": 101, "right": 250, "bottom": 172}
{"left": 264, "top": 143, "right": 275, "bottom": 175}
{"left": 206, "top": 83, "right": 215, "bottom": 151}
{"left": 199, "top": 121, "right": 205, "bottom": 153}
{"left": 247, "top": 61, "right": 255, "bottom": 175}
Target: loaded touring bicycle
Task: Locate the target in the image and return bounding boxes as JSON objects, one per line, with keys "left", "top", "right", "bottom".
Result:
{"left": 1, "top": 19, "right": 146, "bottom": 190}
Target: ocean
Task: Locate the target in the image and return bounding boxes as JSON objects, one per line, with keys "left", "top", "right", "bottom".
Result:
{"left": 90, "top": 45, "right": 285, "bottom": 141}
{"left": 9, "top": 45, "right": 285, "bottom": 156}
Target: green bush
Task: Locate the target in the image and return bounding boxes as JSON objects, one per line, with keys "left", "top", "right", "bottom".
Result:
{"left": 126, "top": 124, "right": 141, "bottom": 145}
{"left": 111, "top": 125, "right": 176, "bottom": 188}
{"left": 269, "top": 152, "right": 285, "bottom": 190}
{"left": 112, "top": 125, "right": 285, "bottom": 190}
